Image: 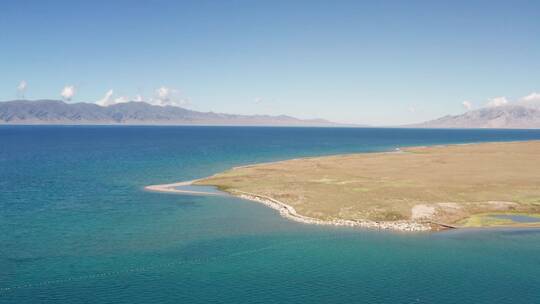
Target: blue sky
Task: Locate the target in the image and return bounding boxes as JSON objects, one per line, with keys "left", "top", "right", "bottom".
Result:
{"left": 1, "top": 0, "right": 539, "bottom": 125}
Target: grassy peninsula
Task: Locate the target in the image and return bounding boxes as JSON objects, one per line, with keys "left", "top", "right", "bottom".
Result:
{"left": 194, "top": 141, "right": 540, "bottom": 230}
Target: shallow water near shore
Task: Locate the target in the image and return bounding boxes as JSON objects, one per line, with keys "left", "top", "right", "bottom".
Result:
{"left": 2, "top": 126, "right": 540, "bottom": 303}
{"left": 491, "top": 214, "right": 540, "bottom": 223}
{"left": 173, "top": 184, "right": 225, "bottom": 195}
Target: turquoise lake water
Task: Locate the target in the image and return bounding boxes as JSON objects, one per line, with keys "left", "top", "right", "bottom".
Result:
{"left": 1, "top": 126, "right": 540, "bottom": 303}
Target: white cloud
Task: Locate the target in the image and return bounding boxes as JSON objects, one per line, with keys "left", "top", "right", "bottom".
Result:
{"left": 150, "top": 86, "right": 189, "bottom": 107}
{"left": 463, "top": 92, "right": 540, "bottom": 110}
{"left": 96, "top": 89, "right": 133, "bottom": 107}
{"left": 485, "top": 96, "right": 508, "bottom": 107}
{"left": 61, "top": 85, "right": 76, "bottom": 101}
{"left": 96, "top": 89, "right": 114, "bottom": 106}
{"left": 522, "top": 92, "right": 540, "bottom": 102}
{"left": 519, "top": 92, "right": 540, "bottom": 109}
{"left": 408, "top": 106, "right": 416, "bottom": 113}
{"left": 95, "top": 86, "right": 189, "bottom": 107}
{"left": 156, "top": 86, "right": 170, "bottom": 101}
{"left": 114, "top": 96, "right": 129, "bottom": 104}
{"left": 17, "top": 80, "right": 27, "bottom": 98}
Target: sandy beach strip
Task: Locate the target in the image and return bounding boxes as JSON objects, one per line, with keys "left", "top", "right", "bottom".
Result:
{"left": 144, "top": 180, "right": 228, "bottom": 196}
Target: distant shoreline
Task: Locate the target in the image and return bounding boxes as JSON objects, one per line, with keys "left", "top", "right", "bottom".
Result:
{"left": 0, "top": 122, "right": 363, "bottom": 127}
{"left": 3, "top": 123, "right": 540, "bottom": 130}
{"left": 0, "top": 100, "right": 358, "bottom": 127}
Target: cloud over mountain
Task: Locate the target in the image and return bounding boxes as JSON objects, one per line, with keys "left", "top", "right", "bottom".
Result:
{"left": 414, "top": 92, "right": 540, "bottom": 129}
{"left": 60, "top": 85, "right": 76, "bottom": 101}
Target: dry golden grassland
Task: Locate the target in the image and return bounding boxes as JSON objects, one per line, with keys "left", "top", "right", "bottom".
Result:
{"left": 195, "top": 141, "right": 540, "bottom": 226}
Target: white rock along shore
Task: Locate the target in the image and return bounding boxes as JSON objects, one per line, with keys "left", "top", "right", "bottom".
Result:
{"left": 145, "top": 180, "right": 432, "bottom": 232}
{"left": 232, "top": 190, "right": 431, "bottom": 232}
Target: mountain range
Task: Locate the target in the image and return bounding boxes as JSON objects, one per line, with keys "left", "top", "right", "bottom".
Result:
{"left": 411, "top": 101, "right": 540, "bottom": 129}
{"left": 0, "top": 100, "right": 346, "bottom": 127}
{"left": 2, "top": 99, "right": 540, "bottom": 128}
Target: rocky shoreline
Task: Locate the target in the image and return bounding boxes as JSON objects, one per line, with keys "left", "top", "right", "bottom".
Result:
{"left": 145, "top": 181, "right": 432, "bottom": 232}
{"left": 232, "top": 190, "right": 432, "bottom": 232}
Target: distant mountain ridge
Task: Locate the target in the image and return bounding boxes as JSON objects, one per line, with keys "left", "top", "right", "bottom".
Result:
{"left": 410, "top": 102, "right": 540, "bottom": 129}
{"left": 0, "top": 100, "right": 348, "bottom": 126}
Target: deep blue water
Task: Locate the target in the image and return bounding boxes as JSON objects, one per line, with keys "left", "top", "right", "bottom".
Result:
{"left": 1, "top": 126, "right": 540, "bottom": 304}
